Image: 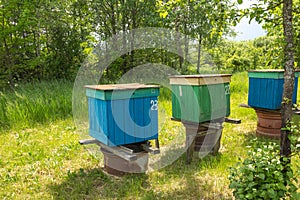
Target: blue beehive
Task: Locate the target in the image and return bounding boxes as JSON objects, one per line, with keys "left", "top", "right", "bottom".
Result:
{"left": 248, "top": 70, "right": 299, "bottom": 110}
{"left": 85, "top": 83, "right": 160, "bottom": 146}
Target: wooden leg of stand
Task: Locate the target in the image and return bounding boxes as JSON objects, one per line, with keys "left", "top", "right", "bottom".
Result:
{"left": 186, "top": 134, "right": 196, "bottom": 164}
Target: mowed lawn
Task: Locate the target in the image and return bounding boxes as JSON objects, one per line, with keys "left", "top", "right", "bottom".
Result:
{"left": 0, "top": 72, "right": 299, "bottom": 199}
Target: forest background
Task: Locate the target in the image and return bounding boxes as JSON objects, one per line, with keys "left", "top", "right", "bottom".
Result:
{"left": 1, "top": 0, "right": 299, "bottom": 89}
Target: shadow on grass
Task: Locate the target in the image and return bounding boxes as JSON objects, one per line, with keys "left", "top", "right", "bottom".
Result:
{"left": 145, "top": 152, "right": 231, "bottom": 199}
{"left": 48, "top": 151, "right": 231, "bottom": 199}
{"left": 48, "top": 167, "right": 110, "bottom": 200}
{"left": 48, "top": 166, "right": 155, "bottom": 199}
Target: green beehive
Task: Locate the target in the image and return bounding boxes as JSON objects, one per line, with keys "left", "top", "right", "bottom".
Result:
{"left": 170, "top": 74, "right": 231, "bottom": 123}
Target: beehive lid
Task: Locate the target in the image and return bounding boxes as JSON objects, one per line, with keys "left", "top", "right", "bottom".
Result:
{"left": 85, "top": 83, "right": 160, "bottom": 91}
{"left": 85, "top": 83, "right": 160, "bottom": 100}
{"left": 169, "top": 74, "right": 232, "bottom": 85}
{"left": 248, "top": 69, "right": 300, "bottom": 79}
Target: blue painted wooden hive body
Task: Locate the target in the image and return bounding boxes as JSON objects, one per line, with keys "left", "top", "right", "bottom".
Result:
{"left": 85, "top": 83, "right": 160, "bottom": 146}
{"left": 248, "top": 70, "right": 299, "bottom": 110}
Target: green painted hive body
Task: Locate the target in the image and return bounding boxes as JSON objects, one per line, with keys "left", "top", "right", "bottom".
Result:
{"left": 170, "top": 75, "right": 231, "bottom": 123}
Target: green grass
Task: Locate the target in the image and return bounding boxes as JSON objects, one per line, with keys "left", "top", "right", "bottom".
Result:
{"left": 0, "top": 80, "right": 72, "bottom": 130}
{"left": 0, "top": 73, "right": 299, "bottom": 199}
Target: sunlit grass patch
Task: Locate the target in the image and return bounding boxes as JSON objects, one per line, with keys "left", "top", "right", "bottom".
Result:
{"left": 0, "top": 119, "right": 102, "bottom": 199}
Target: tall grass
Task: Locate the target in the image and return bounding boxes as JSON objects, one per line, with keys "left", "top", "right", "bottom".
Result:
{"left": 158, "top": 86, "right": 172, "bottom": 101}
{"left": 0, "top": 80, "right": 73, "bottom": 130}
{"left": 230, "top": 71, "right": 248, "bottom": 94}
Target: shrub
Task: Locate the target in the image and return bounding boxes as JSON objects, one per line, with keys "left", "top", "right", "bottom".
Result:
{"left": 290, "top": 119, "right": 300, "bottom": 156}
{"left": 229, "top": 142, "right": 299, "bottom": 200}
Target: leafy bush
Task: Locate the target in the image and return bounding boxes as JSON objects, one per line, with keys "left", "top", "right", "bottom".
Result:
{"left": 290, "top": 118, "right": 300, "bottom": 156}
{"left": 229, "top": 142, "right": 299, "bottom": 200}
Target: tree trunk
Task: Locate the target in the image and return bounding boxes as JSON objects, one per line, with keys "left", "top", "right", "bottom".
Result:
{"left": 121, "top": 0, "right": 128, "bottom": 72}
{"left": 281, "top": 0, "right": 294, "bottom": 158}
{"left": 130, "top": 4, "right": 137, "bottom": 70}
{"left": 184, "top": 32, "right": 189, "bottom": 73}
{"left": 175, "top": 18, "right": 183, "bottom": 71}
{"left": 197, "top": 35, "right": 202, "bottom": 74}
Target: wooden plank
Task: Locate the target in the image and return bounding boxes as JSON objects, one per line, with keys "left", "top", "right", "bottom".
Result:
{"left": 146, "top": 96, "right": 159, "bottom": 141}
{"left": 239, "top": 104, "right": 300, "bottom": 116}
{"left": 79, "top": 139, "right": 101, "bottom": 145}
{"left": 100, "top": 144, "right": 138, "bottom": 161}
{"left": 248, "top": 69, "right": 284, "bottom": 72}
{"left": 141, "top": 144, "right": 160, "bottom": 154}
{"left": 185, "top": 133, "right": 196, "bottom": 164}
{"left": 224, "top": 118, "right": 241, "bottom": 124}
{"left": 171, "top": 117, "right": 224, "bottom": 129}
{"left": 85, "top": 83, "right": 160, "bottom": 91}
{"left": 248, "top": 69, "right": 300, "bottom": 79}
{"left": 86, "top": 86, "right": 160, "bottom": 100}
{"left": 107, "top": 101, "right": 116, "bottom": 146}
{"left": 239, "top": 103, "right": 252, "bottom": 108}
{"left": 119, "top": 145, "right": 134, "bottom": 154}
{"left": 113, "top": 99, "right": 125, "bottom": 145}
{"left": 170, "top": 117, "right": 181, "bottom": 122}
{"left": 125, "top": 99, "right": 135, "bottom": 144}
{"left": 239, "top": 103, "right": 281, "bottom": 113}
{"left": 134, "top": 98, "right": 145, "bottom": 143}
{"left": 170, "top": 75, "right": 231, "bottom": 85}
{"left": 293, "top": 110, "right": 300, "bottom": 115}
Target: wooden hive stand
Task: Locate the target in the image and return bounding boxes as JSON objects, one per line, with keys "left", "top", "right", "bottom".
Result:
{"left": 172, "top": 117, "right": 241, "bottom": 164}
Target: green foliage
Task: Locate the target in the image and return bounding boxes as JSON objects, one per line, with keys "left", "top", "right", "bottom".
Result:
{"left": 156, "top": 0, "right": 238, "bottom": 73}
{"left": 156, "top": 0, "right": 238, "bottom": 41}
{"left": 244, "top": 0, "right": 300, "bottom": 69}
{"left": 2, "top": 0, "right": 300, "bottom": 89}
{"left": 229, "top": 141, "right": 300, "bottom": 200}
{"left": 290, "top": 119, "right": 300, "bottom": 156}
{"left": 0, "top": 0, "right": 90, "bottom": 87}
{"left": 0, "top": 0, "right": 241, "bottom": 88}
{"left": 208, "top": 36, "right": 276, "bottom": 73}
